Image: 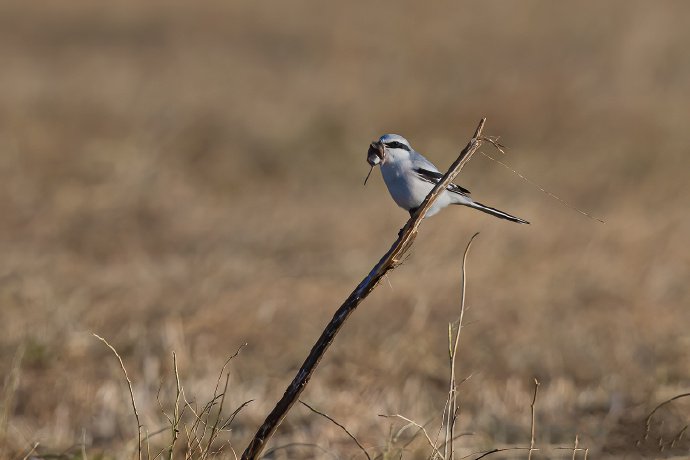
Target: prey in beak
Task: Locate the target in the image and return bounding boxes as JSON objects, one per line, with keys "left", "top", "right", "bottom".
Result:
{"left": 364, "top": 141, "right": 384, "bottom": 185}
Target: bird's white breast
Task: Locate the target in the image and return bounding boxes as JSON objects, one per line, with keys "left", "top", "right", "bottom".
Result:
{"left": 380, "top": 157, "right": 433, "bottom": 211}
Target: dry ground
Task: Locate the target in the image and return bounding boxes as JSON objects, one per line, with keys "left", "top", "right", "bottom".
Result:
{"left": 1, "top": 1, "right": 689, "bottom": 458}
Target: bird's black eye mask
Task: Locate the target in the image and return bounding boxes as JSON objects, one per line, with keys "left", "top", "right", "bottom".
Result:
{"left": 384, "top": 141, "right": 410, "bottom": 151}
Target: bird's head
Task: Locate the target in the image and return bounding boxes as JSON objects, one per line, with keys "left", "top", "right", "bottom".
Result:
{"left": 367, "top": 134, "right": 411, "bottom": 165}
{"left": 364, "top": 134, "right": 412, "bottom": 185}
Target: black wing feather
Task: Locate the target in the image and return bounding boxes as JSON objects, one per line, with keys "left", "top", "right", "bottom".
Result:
{"left": 414, "top": 167, "right": 471, "bottom": 196}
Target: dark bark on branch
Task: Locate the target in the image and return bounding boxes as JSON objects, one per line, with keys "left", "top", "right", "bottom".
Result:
{"left": 241, "top": 119, "right": 487, "bottom": 460}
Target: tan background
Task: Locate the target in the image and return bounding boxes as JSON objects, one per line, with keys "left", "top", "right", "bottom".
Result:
{"left": 1, "top": 1, "right": 689, "bottom": 458}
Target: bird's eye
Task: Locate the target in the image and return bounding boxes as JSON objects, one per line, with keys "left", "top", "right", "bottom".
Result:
{"left": 384, "top": 141, "right": 410, "bottom": 151}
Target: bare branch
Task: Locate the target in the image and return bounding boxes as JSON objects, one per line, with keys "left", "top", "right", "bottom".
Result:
{"left": 241, "top": 119, "right": 487, "bottom": 460}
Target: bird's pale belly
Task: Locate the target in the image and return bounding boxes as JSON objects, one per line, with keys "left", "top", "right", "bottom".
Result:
{"left": 381, "top": 165, "right": 450, "bottom": 212}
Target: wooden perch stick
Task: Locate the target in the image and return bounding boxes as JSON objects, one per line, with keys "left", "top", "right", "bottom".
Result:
{"left": 241, "top": 118, "right": 487, "bottom": 460}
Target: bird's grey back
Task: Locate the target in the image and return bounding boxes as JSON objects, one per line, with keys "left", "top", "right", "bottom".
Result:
{"left": 378, "top": 133, "right": 441, "bottom": 173}
{"left": 409, "top": 149, "right": 440, "bottom": 173}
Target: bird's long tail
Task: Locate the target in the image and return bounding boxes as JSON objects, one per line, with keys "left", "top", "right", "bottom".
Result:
{"left": 459, "top": 200, "right": 530, "bottom": 224}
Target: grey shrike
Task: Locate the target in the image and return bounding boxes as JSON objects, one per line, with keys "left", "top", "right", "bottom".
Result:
{"left": 365, "top": 134, "right": 529, "bottom": 223}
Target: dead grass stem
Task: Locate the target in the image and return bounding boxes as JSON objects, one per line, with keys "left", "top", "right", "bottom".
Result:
{"left": 444, "top": 232, "right": 479, "bottom": 459}
{"left": 93, "top": 333, "right": 143, "bottom": 460}
{"left": 300, "top": 400, "right": 371, "bottom": 460}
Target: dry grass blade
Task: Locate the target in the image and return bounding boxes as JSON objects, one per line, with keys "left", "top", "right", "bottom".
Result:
{"left": 445, "top": 232, "right": 479, "bottom": 460}
{"left": 169, "top": 351, "right": 182, "bottom": 460}
{"left": 478, "top": 145, "right": 605, "bottom": 224}
{"left": 92, "top": 333, "right": 142, "bottom": 460}
{"left": 241, "top": 118, "right": 488, "bottom": 460}
{"left": 199, "top": 343, "right": 247, "bottom": 458}
{"left": 528, "top": 378, "right": 540, "bottom": 460}
{"left": 379, "top": 414, "right": 445, "bottom": 460}
{"left": 643, "top": 392, "right": 690, "bottom": 441}
{"left": 572, "top": 435, "right": 579, "bottom": 460}
{"left": 553, "top": 436, "right": 589, "bottom": 459}
{"left": 201, "top": 373, "right": 230, "bottom": 459}
{"left": 152, "top": 347, "right": 250, "bottom": 460}
{"left": 299, "top": 400, "right": 371, "bottom": 460}
{"left": 145, "top": 428, "right": 151, "bottom": 460}
{"left": 262, "top": 442, "right": 339, "bottom": 459}
{"left": 0, "top": 344, "right": 24, "bottom": 456}
{"left": 20, "top": 442, "right": 39, "bottom": 460}
{"left": 463, "top": 446, "right": 534, "bottom": 460}
{"left": 220, "top": 399, "right": 253, "bottom": 431}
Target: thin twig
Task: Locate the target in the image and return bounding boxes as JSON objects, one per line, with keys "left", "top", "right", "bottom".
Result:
{"left": 573, "top": 434, "right": 579, "bottom": 460}
{"left": 145, "top": 427, "right": 151, "bottom": 460}
{"left": 445, "top": 232, "right": 479, "bottom": 460}
{"left": 170, "top": 346, "right": 248, "bottom": 460}
{"left": 479, "top": 148, "right": 604, "bottom": 223}
{"left": 229, "top": 444, "right": 239, "bottom": 460}
{"left": 220, "top": 399, "right": 254, "bottom": 431}
{"left": 184, "top": 422, "right": 204, "bottom": 460}
{"left": 643, "top": 392, "right": 690, "bottom": 440}
{"left": 169, "top": 352, "right": 182, "bottom": 460}
{"left": 391, "top": 415, "right": 435, "bottom": 450}
{"left": 206, "top": 345, "right": 246, "bottom": 416}
{"left": 528, "top": 378, "right": 540, "bottom": 460}
{"left": 437, "top": 432, "right": 475, "bottom": 455}
{"left": 93, "top": 333, "right": 142, "bottom": 460}
{"left": 379, "top": 414, "right": 445, "bottom": 460}
{"left": 20, "top": 442, "right": 39, "bottom": 460}
{"left": 202, "top": 373, "right": 230, "bottom": 459}
{"left": 671, "top": 425, "right": 687, "bottom": 448}
{"left": 300, "top": 400, "right": 371, "bottom": 460}
{"left": 241, "top": 119, "right": 488, "bottom": 460}
{"left": 81, "top": 428, "right": 88, "bottom": 460}
{"left": 478, "top": 136, "right": 507, "bottom": 155}
{"left": 464, "top": 447, "right": 535, "bottom": 460}
{"left": 1, "top": 344, "right": 24, "bottom": 453}
{"left": 262, "top": 442, "right": 339, "bottom": 459}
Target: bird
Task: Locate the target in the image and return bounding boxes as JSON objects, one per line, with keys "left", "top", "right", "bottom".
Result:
{"left": 364, "top": 134, "right": 529, "bottom": 223}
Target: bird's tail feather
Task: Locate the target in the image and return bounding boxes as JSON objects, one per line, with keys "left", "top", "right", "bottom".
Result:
{"left": 461, "top": 200, "right": 530, "bottom": 224}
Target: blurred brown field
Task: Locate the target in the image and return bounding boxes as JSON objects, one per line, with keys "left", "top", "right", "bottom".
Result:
{"left": 1, "top": 1, "right": 689, "bottom": 458}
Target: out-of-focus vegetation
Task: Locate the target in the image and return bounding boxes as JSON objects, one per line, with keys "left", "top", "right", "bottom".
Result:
{"left": 1, "top": 1, "right": 689, "bottom": 458}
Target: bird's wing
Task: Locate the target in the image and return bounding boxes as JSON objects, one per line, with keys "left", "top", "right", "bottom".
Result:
{"left": 410, "top": 150, "right": 441, "bottom": 172}
{"left": 413, "top": 167, "right": 471, "bottom": 196}
{"left": 410, "top": 151, "right": 471, "bottom": 196}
